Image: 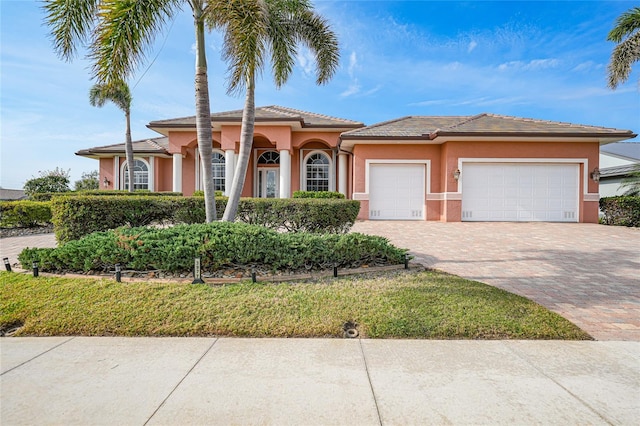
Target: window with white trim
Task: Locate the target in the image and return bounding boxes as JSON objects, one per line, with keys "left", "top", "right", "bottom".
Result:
{"left": 122, "top": 159, "right": 149, "bottom": 191}
{"left": 304, "top": 152, "right": 331, "bottom": 192}
{"left": 211, "top": 151, "right": 226, "bottom": 191}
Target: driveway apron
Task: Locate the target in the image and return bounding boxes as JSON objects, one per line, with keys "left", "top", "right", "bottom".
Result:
{"left": 352, "top": 222, "right": 640, "bottom": 341}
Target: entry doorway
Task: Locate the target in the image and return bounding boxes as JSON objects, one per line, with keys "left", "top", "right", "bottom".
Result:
{"left": 257, "top": 168, "right": 280, "bottom": 198}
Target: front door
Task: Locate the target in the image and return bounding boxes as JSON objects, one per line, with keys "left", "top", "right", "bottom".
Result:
{"left": 257, "top": 168, "right": 280, "bottom": 198}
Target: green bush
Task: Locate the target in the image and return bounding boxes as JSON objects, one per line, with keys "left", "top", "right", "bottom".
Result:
{"left": 192, "top": 190, "right": 224, "bottom": 197}
{"left": 292, "top": 191, "right": 345, "bottom": 199}
{"left": 600, "top": 196, "right": 640, "bottom": 227}
{"left": 31, "top": 190, "right": 182, "bottom": 201}
{"left": 18, "top": 222, "right": 407, "bottom": 274}
{"left": 0, "top": 201, "right": 52, "bottom": 228}
{"left": 52, "top": 196, "right": 360, "bottom": 243}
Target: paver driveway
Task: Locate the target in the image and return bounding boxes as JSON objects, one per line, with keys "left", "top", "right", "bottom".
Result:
{"left": 352, "top": 222, "right": 640, "bottom": 341}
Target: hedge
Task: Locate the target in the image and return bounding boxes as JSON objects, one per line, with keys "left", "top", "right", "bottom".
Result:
{"left": 599, "top": 196, "right": 639, "bottom": 227}
{"left": 292, "top": 191, "right": 345, "bottom": 199}
{"left": 18, "top": 222, "right": 406, "bottom": 274}
{"left": 0, "top": 201, "right": 52, "bottom": 228}
{"left": 31, "top": 190, "right": 182, "bottom": 201}
{"left": 51, "top": 195, "right": 361, "bottom": 243}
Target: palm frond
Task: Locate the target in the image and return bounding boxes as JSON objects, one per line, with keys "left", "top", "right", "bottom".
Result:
{"left": 607, "top": 7, "right": 640, "bottom": 43}
{"left": 42, "top": 0, "right": 100, "bottom": 61}
{"left": 607, "top": 31, "right": 640, "bottom": 89}
{"left": 89, "top": 0, "right": 181, "bottom": 84}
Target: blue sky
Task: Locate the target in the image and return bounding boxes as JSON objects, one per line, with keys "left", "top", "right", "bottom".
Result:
{"left": 1, "top": 0, "right": 638, "bottom": 189}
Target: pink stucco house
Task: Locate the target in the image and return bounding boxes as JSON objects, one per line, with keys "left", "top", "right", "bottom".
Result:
{"left": 76, "top": 105, "right": 636, "bottom": 223}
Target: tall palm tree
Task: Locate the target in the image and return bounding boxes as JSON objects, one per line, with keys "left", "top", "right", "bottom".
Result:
{"left": 89, "top": 80, "right": 135, "bottom": 192}
{"left": 43, "top": 0, "right": 219, "bottom": 221}
{"left": 607, "top": 6, "right": 640, "bottom": 89}
{"left": 209, "top": 0, "right": 340, "bottom": 221}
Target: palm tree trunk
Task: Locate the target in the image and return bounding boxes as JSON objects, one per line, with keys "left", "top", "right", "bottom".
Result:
{"left": 193, "top": 2, "right": 216, "bottom": 222}
{"left": 222, "top": 75, "right": 256, "bottom": 222}
{"left": 124, "top": 109, "right": 134, "bottom": 192}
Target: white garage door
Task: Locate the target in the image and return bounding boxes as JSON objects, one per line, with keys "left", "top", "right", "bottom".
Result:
{"left": 369, "top": 163, "right": 425, "bottom": 220}
{"left": 461, "top": 163, "right": 579, "bottom": 222}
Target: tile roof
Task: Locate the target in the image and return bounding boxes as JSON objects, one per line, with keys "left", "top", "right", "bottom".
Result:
{"left": 600, "top": 142, "right": 640, "bottom": 161}
{"left": 76, "top": 137, "right": 169, "bottom": 157}
{"left": 148, "top": 105, "right": 363, "bottom": 128}
{"left": 341, "top": 113, "right": 636, "bottom": 140}
{"left": 599, "top": 163, "right": 640, "bottom": 178}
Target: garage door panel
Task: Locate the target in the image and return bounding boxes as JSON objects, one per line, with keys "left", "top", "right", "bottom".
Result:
{"left": 370, "top": 164, "right": 425, "bottom": 220}
{"left": 462, "top": 163, "right": 579, "bottom": 222}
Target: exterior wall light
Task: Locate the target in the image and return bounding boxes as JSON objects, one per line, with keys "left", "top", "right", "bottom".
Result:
{"left": 590, "top": 168, "right": 600, "bottom": 182}
{"left": 453, "top": 169, "right": 461, "bottom": 181}
{"left": 103, "top": 176, "right": 110, "bottom": 187}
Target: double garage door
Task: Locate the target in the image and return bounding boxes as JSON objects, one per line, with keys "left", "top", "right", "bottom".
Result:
{"left": 368, "top": 162, "right": 579, "bottom": 222}
{"left": 461, "top": 163, "right": 579, "bottom": 222}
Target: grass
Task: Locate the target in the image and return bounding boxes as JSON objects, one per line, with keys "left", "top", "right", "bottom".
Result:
{"left": 0, "top": 270, "right": 591, "bottom": 340}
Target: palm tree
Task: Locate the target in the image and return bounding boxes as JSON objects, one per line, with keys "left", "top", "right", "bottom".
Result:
{"left": 209, "top": 0, "right": 340, "bottom": 221}
{"left": 89, "top": 80, "right": 135, "bottom": 192}
{"left": 43, "top": 0, "right": 219, "bottom": 221}
{"left": 607, "top": 6, "right": 640, "bottom": 89}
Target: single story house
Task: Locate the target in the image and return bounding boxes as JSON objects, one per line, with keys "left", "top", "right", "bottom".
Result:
{"left": 598, "top": 142, "right": 640, "bottom": 197}
{"left": 76, "top": 105, "right": 636, "bottom": 223}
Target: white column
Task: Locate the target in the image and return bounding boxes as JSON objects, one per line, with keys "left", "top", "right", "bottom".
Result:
{"left": 338, "top": 153, "right": 348, "bottom": 197}
{"left": 114, "top": 156, "right": 120, "bottom": 190}
{"left": 148, "top": 157, "right": 155, "bottom": 192}
{"left": 225, "top": 149, "right": 236, "bottom": 196}
{"left": 172, "top": 153, "right": 182, "bottom": 193}
{"left": 279, "top": 149, "right": 291, "bottom": 198}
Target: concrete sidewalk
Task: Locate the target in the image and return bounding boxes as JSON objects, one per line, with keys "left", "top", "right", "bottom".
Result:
{"left": 1, "top": 337, "right": 638, "bottom": 425}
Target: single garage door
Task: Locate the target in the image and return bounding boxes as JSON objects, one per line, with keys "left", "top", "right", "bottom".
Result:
{"left": 461, "top": 163, "right": 579, "bottom": 222}
{"left": 369, "top": 163, "right": 425, "bottom": 220}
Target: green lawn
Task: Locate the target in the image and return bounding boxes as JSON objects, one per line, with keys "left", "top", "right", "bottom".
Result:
{"left": 0, "top": 270, "right": 591, "bottom": 339}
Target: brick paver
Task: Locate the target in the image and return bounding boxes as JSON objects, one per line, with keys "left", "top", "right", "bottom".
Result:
{"left": 352, "top": 221, "right": 640, "bottom": 341}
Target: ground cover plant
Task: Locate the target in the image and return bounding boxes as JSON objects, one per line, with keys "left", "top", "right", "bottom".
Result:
{"left": 0, "top": 270, "right": 591, "bottom": 339}
{"left": 18, "top": 222, "right": 406, "bottom": 275}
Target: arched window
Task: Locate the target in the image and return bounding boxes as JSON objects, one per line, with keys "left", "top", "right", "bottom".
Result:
{"left": 122, "top": 159, "right": 149, "bottom": 191}
{"left": 304, "top": 152, "right": 331, "bottom": 192}
{"left": 258, "top": 151, "right": 280, "bottom": 165}
{"left": 211, "top": 151, "right": 225, "bottom": 191}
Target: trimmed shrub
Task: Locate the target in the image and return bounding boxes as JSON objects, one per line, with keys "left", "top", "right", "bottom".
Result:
{"left": 192, "top": 190, "right": 224, "bottom": 197}
{"left": 600, "top": 196, "right": 640, "bottom": 227}
{"left": 0, "top": 201, "right": 52, "bottom": 228}
{"left": 52, "top": 196, "right": 360, "bottom": 243}
{"left": 18, "top": 222, "right": 407, "bottom": 274}
{"left": 292, "top": 191, "right": 345, "bottom": 199}
{"left": 31, "top": 190, "right": 182, "bottom": 201}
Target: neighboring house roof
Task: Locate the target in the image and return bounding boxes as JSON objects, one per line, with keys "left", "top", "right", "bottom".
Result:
{"left": 147, "top": 105, "right": 364, "bottom": 132}
{"left": 599, "top": 163, "right": 640, "bottom": 179}
{"left": 600, "top": 142, "right": 640, "bottom": 162}
{"left": 0, "top": 188, "right": 27, "bottom": 201}
{"left": 340, "top": 113, "right": 636, "bottom": 143}
{"left": 76, "top": 137, "right": 170, "bottom": 158}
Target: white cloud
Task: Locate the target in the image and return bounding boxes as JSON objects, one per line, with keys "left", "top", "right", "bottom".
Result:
{"left": 296, "top": 47, "right": 315, "bottom": 76}
{"left": 467, "top": 40, "right": 478, "bottom": 53}
{"left": 348, "top": 51, "right": 358, "bottom": 77}
{"left": 340, "top": 80, "right": 361, "bottom": 98}
{"left": 498, "top": 58, "right": 560, "bottom": 71}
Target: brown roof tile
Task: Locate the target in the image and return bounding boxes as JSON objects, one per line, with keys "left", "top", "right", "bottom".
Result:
{"left": 341, "top": 113, "right": 636, "bottom": 140}
{"left": 76, "top": 137, "right": 169, "bottom": 157}
{"left": 149, "top": 105, "right": 363, "bottom": 129}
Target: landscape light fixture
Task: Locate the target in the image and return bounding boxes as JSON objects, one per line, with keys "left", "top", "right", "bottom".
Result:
{"left": 115, "top": 264, "right": 121, "bottom": 282}
{"left": 590, "top": 167, "right": 601, "bottom": 182}
{"left": 32, "top": 261, "right": 39, "bottom": 278}
{"left": 453, "top": 169, "right": 461, "bottom": 181}
{"left": 3, "top": 257, "right": 11, "bottom": 272}
{"left": 192, "top": 257, "right": 204, "bottom": 284}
